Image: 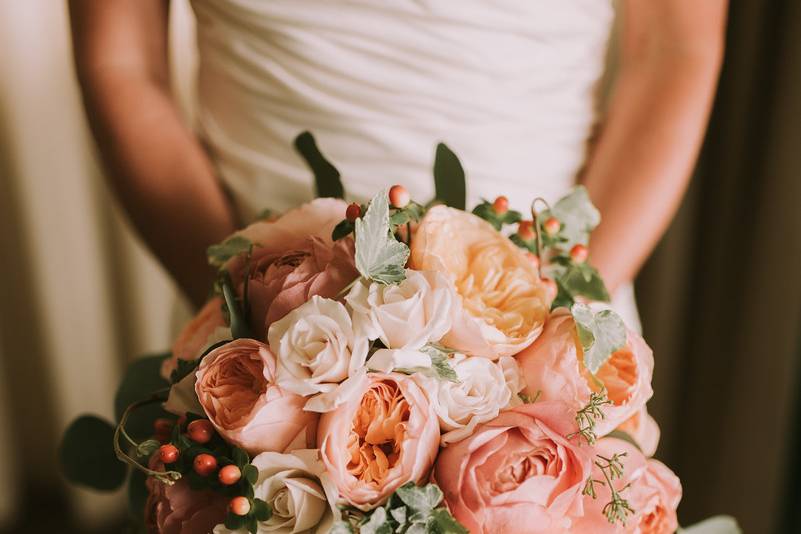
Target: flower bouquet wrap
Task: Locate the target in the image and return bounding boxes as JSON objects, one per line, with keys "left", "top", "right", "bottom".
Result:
{"left": 60, "top": 134, "right": 739, "bottom": 534}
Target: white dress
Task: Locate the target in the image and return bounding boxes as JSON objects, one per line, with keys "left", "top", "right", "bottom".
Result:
{"left": 189, "top": 0, "right": 639, "bottom": 330}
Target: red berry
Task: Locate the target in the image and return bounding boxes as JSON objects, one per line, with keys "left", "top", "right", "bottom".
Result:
{"left": 229, "top": 496, "right": 251, "bottom": 516}
{"left": 543, "top": 217, "right": 560, "bottom": 236}
{"left": 518, "top": 220, "right": 535, "bottom": 241}
{"left": 345, "top": 202, "right": 361, "bottom": 222}
{"left": 193, "top": 453, "right": 218, "bottom": 477}
{"left": 541, "top": 277, "right": 558, "bottom": 302}
{"left": 388, "top": 184, "right": 410, "bottom": 208}
{"left": 158, "top": 444, "right": 179, "bottom": 464}
{"left": 524, "top": 252, "right": 540, "bottom": 270}
{"left": 492, "top": 196, "right": 509, "bottom": 215}
{"left": 218, "top": 464, "right": 242, "bottom": 486}
{"left": 187, "top": 419, "right": 215, "bottom": 444}
{"left": 153, "top": 418, "right": 174, "bottom": 438}
{"left": 570, "top": 244, "right": 589, "bottom": 263}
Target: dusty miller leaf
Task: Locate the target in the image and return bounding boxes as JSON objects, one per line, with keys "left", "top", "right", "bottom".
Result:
{"left": 355, "top": 191, "right": 410, "bottom": 285}
{"left": 571, "top": 303, "right": 627, "bottom": 374}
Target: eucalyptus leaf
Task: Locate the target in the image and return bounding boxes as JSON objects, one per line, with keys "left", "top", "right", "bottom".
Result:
{"left": 571, "top": 304, "right": 627, "bottom": 374}
{"left": 433, "top": 143, "right": 466, "bottom": 210}
{"left": 60, "top": 415, "right": 127, "bottom": 491}
{"left": 294, "top": 131, "right": 345, "bottom": 199}
{"left": 207, "top": 236, "right": 253, "bottom": 268}
{"left": 114, "top": 353, "right": 170, "bottom": 440}
{"left": 355, "top": 191, "right": 410, "bottom": 285}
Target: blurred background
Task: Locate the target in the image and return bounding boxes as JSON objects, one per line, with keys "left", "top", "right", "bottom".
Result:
{"left": 0, "top": 1, "right": 799, "bottom": 533}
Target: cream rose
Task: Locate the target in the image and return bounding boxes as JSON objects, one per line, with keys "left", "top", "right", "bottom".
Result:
{"left": 414, "top": 354, "right": 523, "bottom": 445}
{"left": 317, "top": 372, "right": 440, "bottom": 510}
{"left": 516, "top": 308, "right": 654, "bottom": 436}
{"left": 195, "top": 339, "right": 318, "bottom": 455}
{"left": 345, "top": 269, "right": 454, "bottom": 350}
{"left": 213, "top": 449, "right": 337, "bottom": 534}
{"left": 409, "top": 206, "right": 550, "bottom": 359}
{"left": 267, "top": 296, "right": 368, "bottom": 409}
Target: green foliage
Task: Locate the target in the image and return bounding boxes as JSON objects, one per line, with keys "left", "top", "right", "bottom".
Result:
{"left": 389, "top": 202, "right": 425, "bottom": 231}
{"left": 471, "top": 200, "right": 522, "bottom": 231}
{"left": 571, "top": 303, "right": 627, "bottom": 375}
{"left": 221, "top": 272, "right": 252, "bottom": 339}
{"left": 333, "top": 218, "right": 357, "bottom": 241}
{"left": 569, "top": 390, "right": 612, "bottom": 446}
{"left": 207, "top": 236, "right": 253, "bottom": 269}
{"left": 355, "top": 191, "right": 410, "bottom": 285}
{"left": 350, "top": 482, "right": 468, "bottom": 534}
{"left": 60, "top": 415, "right": 127, "bottom": 491}
{"left": 540, "top": 186, "right": 600, "bottom": 250}
{"left": 295, "top": 131, "right": 345, "bottom": 199}
{"left": 433, "top": 143, "right": 466, "bottom": 210}
{"left": 114, "top": 353, "right": 170, "bottom": 440}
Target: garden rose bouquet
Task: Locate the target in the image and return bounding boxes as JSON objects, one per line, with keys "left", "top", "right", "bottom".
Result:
{"left": 60, "top": 134, "right": 738, "bottom": 534}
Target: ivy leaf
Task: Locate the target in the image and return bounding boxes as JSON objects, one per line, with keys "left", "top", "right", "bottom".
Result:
{"left": 421, "top": 346, "right": 460, "bottom": 383}
{"left": 395, "top": 483, "right": 443, "bottom": 514}
{"left": 355, "top": 191, "right": 410, "bottom": 285}
{"left": 427, "top": 508, "right": 470, "bottom": 534}
{"left": 390, "top": 506, "right": 409, "bottom": 525}
{"left": 571, "top": 303, "right": 627, "bottom": 374}
{"left": 433, "top": 143, "right": 466, "bottom": 210}
{"left": 207, "top": 236, "right": 253, "bottom": 268}
{"left": 294, "top": 131, "right": 345, "bottom": 199}
{"left": 559, "top": 263, "right": 610, "bottom": 302}
{"left": 330, "top": 521, "right": 355, "bottom": 534}
{"left": 542, "top": 186, "right": 600, "bottom": 250}
{"left": 360, "top": 506, "right": 393, "bottom": 534}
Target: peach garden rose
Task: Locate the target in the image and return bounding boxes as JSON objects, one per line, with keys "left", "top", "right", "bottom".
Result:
{"left": 317, "top": 371, "right": 440, "bottom": 510}
{"left": 161, "top": 296, "right": 227, "bottom": 380}
{"left": 617, "top": 407, "right": 661, "bottom": 457}
{"left": 516, "top": 308, "right": 654, "bottom": 437}
{"left": 195, "top": 338, "right": 318, "bottom": 455}
{"left": 223, "top": 198, "right": 358, "bottom": 339}
{"left": 434, "top": 401, "right": 593, "bottom": 533}
{"left": 409, "top": 205, "right": 550, "bottom": 359}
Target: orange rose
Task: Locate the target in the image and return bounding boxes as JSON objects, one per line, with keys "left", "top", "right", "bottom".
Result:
{"left": 410, "top": 206, "right": 550, "bottom": 358}
{"left": 195, "top": 339, "right": 318, "bottom": 455}
{"left": 317, "top": 372, "right": 440, "bottom": 510}
{"left": 516, "top": 308, "right": 654, "bottom": 436}
{"left": 160, "top": 297, "right": 226, "bottom": 380}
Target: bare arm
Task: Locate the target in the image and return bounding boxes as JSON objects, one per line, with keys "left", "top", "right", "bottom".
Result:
{"left": 582, "top": 0, "right": 727, "bottom": 291}
{"left": 69, "top": 0, "right": 236, "bottom": 307}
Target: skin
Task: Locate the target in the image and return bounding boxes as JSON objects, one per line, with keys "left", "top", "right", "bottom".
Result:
{"left": 69, "top": 0, "right": 727, "bottom": 306}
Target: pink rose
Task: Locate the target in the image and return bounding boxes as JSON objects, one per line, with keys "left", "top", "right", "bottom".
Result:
{"left": 434, "top": 401, "right": 593, "bottom": 533}
{"left": 161, "top": 297, "right": 226, "bottom": 380}
{"left": 317, "top": 372, "right": 440, "bottom": 510}
{"left": 409, "top": 206, "right": 550, "bottom": 359}
{"left": 195, "top": 338, "right": 318, "bottom": 455}
{"left": 617, "top": 407, "right": 661, "bottom": 457}
{"left": 516, "top": 309, "right": 654, "bottom": 436}
{"left": 145, "top": 459, "right": 228, "bottom": 534}
{"left": 573, "top": 437, "right": 681, "bottom": 534}
{"left": 224, "top": 198, "right": 358, "bottom": 339}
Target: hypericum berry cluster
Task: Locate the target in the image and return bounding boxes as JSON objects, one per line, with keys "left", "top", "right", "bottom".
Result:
{"left": 333, "top": 184, "right": 425, "bottom": 243}
{"left": 150, "top": 416, "right": 271, "bottom": 530}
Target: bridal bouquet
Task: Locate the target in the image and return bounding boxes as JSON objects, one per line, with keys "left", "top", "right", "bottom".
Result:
{"left": 60, "top": 134, "right": 727, "bottom": 534}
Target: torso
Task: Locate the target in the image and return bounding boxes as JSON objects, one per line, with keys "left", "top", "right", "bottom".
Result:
{"left": 190, "top": 0, "right": 615, "bottom": 220}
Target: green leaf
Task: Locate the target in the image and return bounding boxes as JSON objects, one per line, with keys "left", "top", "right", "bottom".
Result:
{"left": 396, "top": 483, "right": 443, "bottom": 514}
{"left": 207, "top": 236, "right": 253, "bottom": 269}
{"left": 571, "top": 304, "right": 627, "bottom": 374}
{"left": 390, "top": 506, "right": 408, "bottom": 525}
{"left": 360, "top": 506, "right": 393, "bottom": 534}
{"left": 247, "top": 517, "right": 259, "bottom": 534}
{"left": 421, "top": 346, "right": 460, "bottom": 383}
{"left": 559, "top": 263, "right": 610, "bottom": 302}
{"left": 329, "top": 521, "right": 356, "bottom": 534}
{"left": 224, "top": 512, "right": 246, "bottom": 530}
{"left": 244, "top": 464, "right": 259, "bottom": 485}
{"left": 253, "top": 498, "right": 272, "bottom": 521}
{"left": 294, "top": 131, "right": 345, "bottom": 199}
{"left": 232, "top": 447, "right": 249, "bottom": 467}
{"left": 433, "top": 143, "right": 466, "bottom": 210}
{"left": 428, "top": 508, "right": 470, "bottom": 534}
{"left": 543, "top": 186, "right": 600, "bottom": 250}
{"left": 221, "top": 272, "right": 252, "bottom": 339}
{"left": 355, "top": 191, "right": 410, "bottom": 285}
{"left": 59, "top": 415, "right": 127, "bottom": 491}
{"left": 332, "top": 219, "right": 355, "bottom": 241}
{"left": 135, "top": 439, "right": 161, "bottom": 458}
{"left": 114, "top": 353, "right": 170, "bottom": 440}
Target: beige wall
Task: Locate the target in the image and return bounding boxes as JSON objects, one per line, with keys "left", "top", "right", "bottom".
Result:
{"left": 0, "top": 1, "right": 195, "bottom": 528}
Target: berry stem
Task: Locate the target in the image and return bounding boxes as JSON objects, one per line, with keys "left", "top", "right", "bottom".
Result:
{"left": 529, "top": 197, "right": 552, "bottom": 279}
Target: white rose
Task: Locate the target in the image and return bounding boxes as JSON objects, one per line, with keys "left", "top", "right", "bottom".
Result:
{"left": 415, "top": 354, "right": 523, "bottom": 445}
{"left": 345, "top": 269, "right": 454, "bottom": 350}
{"left": 213, "top": 449, "right": 338, "bottom": 534}
{"left": 268, "top": 296, "right": 368, "bottom": 401}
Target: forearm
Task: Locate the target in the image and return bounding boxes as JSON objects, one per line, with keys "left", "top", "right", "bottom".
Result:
{"left": 582, "top": 41, "right": 723, "bottom": 291}
{"left": 77, "top": 68, "right": 236, "bottom": 306}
